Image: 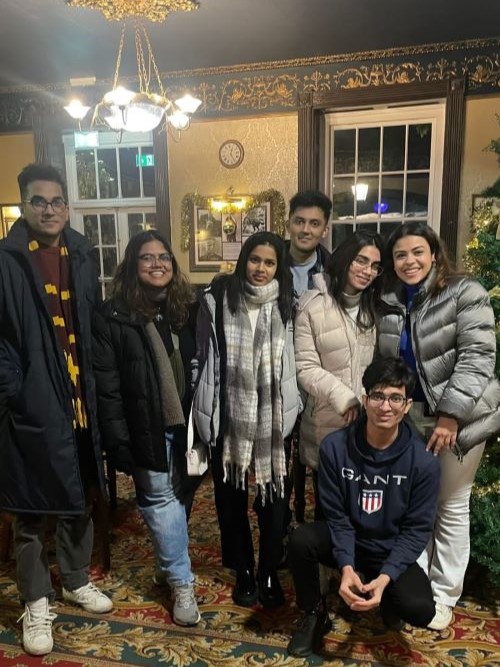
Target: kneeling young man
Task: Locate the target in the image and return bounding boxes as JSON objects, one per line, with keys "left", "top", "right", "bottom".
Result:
{"left": 287, "top": 357, "right": 440, "bottom": 657}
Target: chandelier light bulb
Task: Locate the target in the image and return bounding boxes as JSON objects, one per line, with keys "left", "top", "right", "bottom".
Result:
{"left": 64, "top": 99, "right": 91, "bottom": 120}
{"left": 175, "top": 94, "right": 202, "bottom": 114}
{"left": 104, "top": 86, "right": 136, "bottom": 107}
{"left": 169, "top": 110, "right": 190, "bottom": 130}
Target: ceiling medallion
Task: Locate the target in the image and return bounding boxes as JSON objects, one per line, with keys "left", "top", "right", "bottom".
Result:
{"left": 65, "top": 0, "right": 200, "bottom": 22}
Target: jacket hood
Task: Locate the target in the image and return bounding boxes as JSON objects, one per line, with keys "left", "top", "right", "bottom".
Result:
{"left": 348, "top": 415, "right": 415, "bottom": 467}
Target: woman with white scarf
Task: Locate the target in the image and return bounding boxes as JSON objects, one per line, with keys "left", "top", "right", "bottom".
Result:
{"left": 192, "top": 232, "right": 300, "bottom": 609}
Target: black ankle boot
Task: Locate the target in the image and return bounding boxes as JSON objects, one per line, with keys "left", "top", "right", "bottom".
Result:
{"left": 257, "top": 569, "right": 285, "bottom": 609}
{"left": 287, "top": 598, "right": 332, "bottom": 657}
{"left": 232, "top": 569, "right": 258, "bottom": 607}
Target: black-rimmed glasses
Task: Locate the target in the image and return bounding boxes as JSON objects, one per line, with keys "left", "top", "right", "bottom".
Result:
{"left": 367, "top": 392, "right": 407, "bottom": 409}
{"left": 23, "top": 196, "right": 67, "bottom": 213}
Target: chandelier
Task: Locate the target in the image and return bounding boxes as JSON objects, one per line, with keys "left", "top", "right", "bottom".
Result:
{"left": 64, "top": 3, "right": 202, "bottom": 135}
{"left": 65, "top": 0, "right": 200, "bottom": 23}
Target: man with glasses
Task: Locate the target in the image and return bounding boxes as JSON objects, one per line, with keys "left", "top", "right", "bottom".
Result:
{"left": 0, "top": 163, "right": 112, "bottom": 656}
{"left": 286, "top": 357, "right": 440, "bottom": 658}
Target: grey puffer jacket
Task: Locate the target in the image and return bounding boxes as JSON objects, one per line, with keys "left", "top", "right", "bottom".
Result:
{"left": 378, "top": 272, "right": 500, "bottom": 455}
{"left": 191, "top": 284, "right": 301, "bottom": 447}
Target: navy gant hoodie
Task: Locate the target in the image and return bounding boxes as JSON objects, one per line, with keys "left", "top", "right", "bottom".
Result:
{"left": 318, "top": 416, "right": 440, "bottom": 582}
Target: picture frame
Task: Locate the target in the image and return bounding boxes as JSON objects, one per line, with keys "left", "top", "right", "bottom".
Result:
{"left": 181, "top": 189, "right": 286, "bottom": 273}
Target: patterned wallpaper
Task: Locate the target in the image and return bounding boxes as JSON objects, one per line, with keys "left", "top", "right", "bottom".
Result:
{"left": 168, "top": 113, "right": 298, "bottom": 281}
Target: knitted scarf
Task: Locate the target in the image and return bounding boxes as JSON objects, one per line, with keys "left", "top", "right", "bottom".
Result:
{"left": 222, "top": 279, "right": 286, "bottom": 499}
{"left": 145, "top": 321, "right": 185, "bottom": 428}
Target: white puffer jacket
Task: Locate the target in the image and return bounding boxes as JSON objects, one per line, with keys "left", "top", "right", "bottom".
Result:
{"left": 294, "top": 273, "right": 376, "bottom": 469}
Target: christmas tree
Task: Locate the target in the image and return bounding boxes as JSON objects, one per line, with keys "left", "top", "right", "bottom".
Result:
{"left": 463, "top": 114, "right": 500, "bottom": 586}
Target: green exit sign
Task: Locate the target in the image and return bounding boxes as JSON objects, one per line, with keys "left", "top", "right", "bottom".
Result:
{"left": 136, "top": 154, "right": 155, "bottom": 167}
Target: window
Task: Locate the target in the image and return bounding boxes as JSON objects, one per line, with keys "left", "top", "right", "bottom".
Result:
{"left": 63, "top": 132, "right": 157, "bottom": 297}
{"left": 324, "top": 103, "right": 445, "bottom": 248}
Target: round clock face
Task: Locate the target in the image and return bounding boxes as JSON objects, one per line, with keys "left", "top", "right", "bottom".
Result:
{"left": 219, "top": 140, "right": 244, "bottom": 169}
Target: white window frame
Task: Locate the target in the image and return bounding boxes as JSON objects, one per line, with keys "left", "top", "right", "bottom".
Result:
{"left": 323, "top": 101, "right": 446, "bottom": 249}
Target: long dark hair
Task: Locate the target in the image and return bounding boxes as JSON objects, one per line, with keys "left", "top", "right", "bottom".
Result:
{"left": 385, "top": 221, "right": 453, "bottom": 295}
{"left": 216, "top": 231, "right": 293, "bottom": 324}
{"left": 327, "top": 231, "right": 385, "bottom": 330}
{"left": 110, "top": 230, "right": 194, "bottom": 329}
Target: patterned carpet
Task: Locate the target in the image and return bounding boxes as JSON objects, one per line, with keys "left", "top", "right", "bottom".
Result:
{"left": 0, "top": 474, "right": 499, "bottom": 667}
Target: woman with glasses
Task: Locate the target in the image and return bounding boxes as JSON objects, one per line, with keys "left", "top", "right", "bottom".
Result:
{"left": 92, "top": 230, "right": 201, "bottom": 627}
{"left": 378, "top": 221, "right": 500, "bottom": 630}
{"left": 294, "top": 231, "right": 386, "bottom": 518}
{"left": 191, "top": 232, "right": 301, "bottom": 609}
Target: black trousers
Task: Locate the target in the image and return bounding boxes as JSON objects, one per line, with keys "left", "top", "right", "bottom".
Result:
{"left": 288, "top": 521, "right": 435, "bottom": 628}
{"left": 211, "top": 442, "right": 290, "bottom": 572}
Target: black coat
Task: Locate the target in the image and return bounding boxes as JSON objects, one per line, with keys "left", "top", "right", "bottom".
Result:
{"left": 92, "top": 299, "right": 197, "bottom": 472}
{"left": 0, "top": 219, "right": 105, "bottom": 514}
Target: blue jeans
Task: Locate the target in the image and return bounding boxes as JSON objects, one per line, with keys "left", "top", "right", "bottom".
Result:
{"left": 133, "top": 431, "right": 194, "bottom": 587}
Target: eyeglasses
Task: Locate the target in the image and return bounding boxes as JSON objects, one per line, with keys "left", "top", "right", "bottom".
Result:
{"left": 352, "top": 255, "right": 383, "bottom": 276}
{"left": 367, "top": 392, "right": 407, "bottom": 409}
{"left": 138, "top": 253, "right": 173, "bottom": 267}
{"left": 23, "top": 196, "right": 67, "bottom": 213}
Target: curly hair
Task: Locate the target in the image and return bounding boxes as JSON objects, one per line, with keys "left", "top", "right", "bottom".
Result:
{"left": 385, "top": 221, "right": 453, "bottom": 295}
{"left": 326, "top": 230, "right": 386, "bottom": 330}
{"left": 17, "top": 163, "right": 67, "bottom": 200}
{"left": 110, "top": 230, "right": 194, "bottom": 330}
{"left": 217, "top": 231, "right": 294, "bottom": 324}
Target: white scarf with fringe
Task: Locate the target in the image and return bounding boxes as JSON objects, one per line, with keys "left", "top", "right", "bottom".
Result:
{"left": 222, "top": 279, "right": 286, "bottom": 499}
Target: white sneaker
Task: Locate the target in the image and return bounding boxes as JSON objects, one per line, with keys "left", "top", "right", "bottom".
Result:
{"left": 428, "top": 602, "right": 453, "bottom": 630}
{"left": 18, "top": 597, "right": 57, "bottom": 656}
{"left": 63, "top": 582, "right": 113, "bottom": 613}
{"left": 172, "top": 583, "right": 200, "bottom": 626}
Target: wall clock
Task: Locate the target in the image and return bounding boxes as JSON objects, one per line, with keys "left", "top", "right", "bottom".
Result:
{"left": 219, "top": 139, "right": 244, "bottom": 169}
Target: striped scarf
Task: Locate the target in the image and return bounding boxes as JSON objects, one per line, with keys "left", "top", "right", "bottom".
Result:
{"left": 29, "top": 237, "right": 88, "bottom": 429}
{"left": 222, "top": 279, "right": 286, "bottom": 499}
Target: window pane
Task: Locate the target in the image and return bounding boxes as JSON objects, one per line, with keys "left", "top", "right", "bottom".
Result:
{"left": 97, "top": 149, "right": 118, "bottom": 199}
{"left": 128, "top": 213, "right": 144, "bottom": 237}
{"left": 356, "top": 222, "right": 378, "bottom": 233}
{"left": 333, "top": 129, "right": 355, "bottom": 174}
{"left": 382, "top": 125, "right": 405, "bottom": 172}
{"left": 100, "top": 214, "right": 117, "bottom": 244}
{"left": 354, "top": 175, "right": 379, "bottom": 220}
{"left": 408, "top": 123, "right": 432, "bottom": 170}
{"left": 332, "top": 177, "right": 355, "bottom": 219}
{"left": 358, "top": 127, "right": 380, "bottom": 173}
{"left": 141, "top": 146, "right": 156, "bottom": 197}
{"left": 120, "top": 147, "right": 140, "bottom": 198}
{"left": 406, "top": 174, "right": 429, "bottom": 218}
{"left": 145, "top": 212, "right": 157, "bottom": 230}
{"left": 83, "top": 215, "right": 98, "bottom": 245}
{"left": 76, "top": 150, "right": 97, "bottom": 199}
{"left": 381, "top": 175, "right": 404, "bottom": 218}
{"left": 332, "top": 223, "right": 354, "bottom": 248}
{"left": 102, "top": 247, "right": 118, "bottom": 278}
{"left": 380, "top": 221, "right": 402, "bottom": 238}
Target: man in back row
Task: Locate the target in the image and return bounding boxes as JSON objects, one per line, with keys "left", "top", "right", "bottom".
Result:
{"left": 287, "top": 357, "right": 440, "bottom": 657}
{"left": 286, "top": 190, "right": 332, "bottom": 299}
{"left": 0, "top": 163, "right": 112, "bottom": 656}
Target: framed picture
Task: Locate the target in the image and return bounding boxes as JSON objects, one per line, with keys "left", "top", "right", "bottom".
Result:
{"left": 189, "top": 199, "right": 272, "bottom": 272}
{"left": 0, "top": 204, "right": 21, "bottom": 239}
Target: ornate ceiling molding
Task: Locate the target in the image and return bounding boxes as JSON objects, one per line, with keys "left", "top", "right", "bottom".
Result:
{"left": 0, "top": 37, "right": 499, "bottom": 127}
